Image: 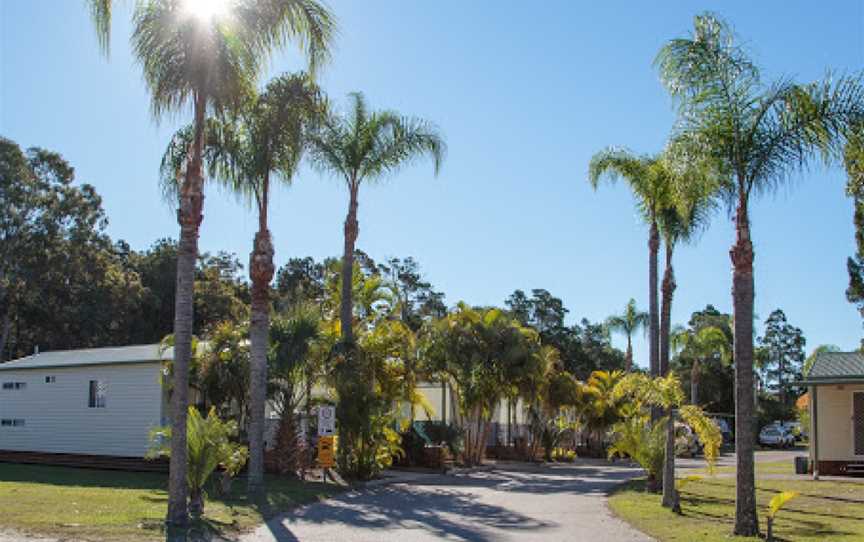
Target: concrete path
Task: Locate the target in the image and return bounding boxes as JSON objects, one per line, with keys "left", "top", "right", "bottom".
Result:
{"left": 239, "top": 462, "right": 651, "bottom": 542}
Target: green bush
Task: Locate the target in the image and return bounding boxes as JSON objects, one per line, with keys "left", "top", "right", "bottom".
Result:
{"left": 608, "top": 416, "right": 666, "bottom": 491}
{"left": 147, "top": 407, "right": 248, "bottom": 517}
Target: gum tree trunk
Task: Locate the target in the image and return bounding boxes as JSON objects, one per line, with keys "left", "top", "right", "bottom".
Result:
{"left": 166, "top": 91, "right": 207, "bottom": 529}
{"left": 0, "top": 301, "right": 10, "bottom": 362}
{"left": 731, "top": 190, "right": 759, "bottom": 537}
{"left": 247, "top": 217, "right": 275, "bottom": 493}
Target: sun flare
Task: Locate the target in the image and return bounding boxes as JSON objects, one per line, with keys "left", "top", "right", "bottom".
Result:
{"left": 181, "top": 0, "right": 229, "bottom": 21}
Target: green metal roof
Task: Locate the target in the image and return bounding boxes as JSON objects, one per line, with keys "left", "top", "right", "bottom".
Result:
{"left": 800, "top": 351, "right": 864, "bottom": 384}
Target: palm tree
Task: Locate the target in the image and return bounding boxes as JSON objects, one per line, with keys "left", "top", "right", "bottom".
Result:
{"left": 87, "top": 0, "right": 112, "bottom": 55}
{"left": 656, "top": 13, "right": 864, "bottom": 535}
{"left": 208, "top": 73, "right": 321, "bottom": 492}
{"left": 133, "top": 0, "right": 334, "bottom": 526}
{"left": 605, "top": 299, "right": 648, "bottom": 371}
{"left": 656, "top": 161, "right": 714, "bottom": 378}
{"left": 589, "top": 150, "right": 673, "bottom": 380}
{"left": 306, "top": 93, "right": 445, "bottom": 351}
{"left": 671, "top": 325, "right": 731, "bottom": 405}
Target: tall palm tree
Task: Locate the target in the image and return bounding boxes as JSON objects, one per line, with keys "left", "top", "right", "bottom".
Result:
{"left": 209, "top": 73, "right": 321, "bottom": 493}
{"left": 306, "top": 93, "right": 445, "bottom": 350}
{"left": 605, "top": 298, "right": 648, "bottom": 371}
{"left": 656, "top": 13, "right": 864, "bottom": 535}
{"left": 589, "top": 150, "right": 673, "bottom": 380}
{"left": 133, "top": 0, "right": 334, "bottom": 526}
{"left": 656, "top": 180, "right": 714, "bottom": 510}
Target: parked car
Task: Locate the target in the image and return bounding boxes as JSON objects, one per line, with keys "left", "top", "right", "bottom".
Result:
{"left": 759, "top": 426, "right": 795, "bottom": 448}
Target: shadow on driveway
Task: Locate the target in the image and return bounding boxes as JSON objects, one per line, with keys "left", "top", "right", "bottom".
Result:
{"left": 251, "top": 462, "right": 647, "bottom": 542}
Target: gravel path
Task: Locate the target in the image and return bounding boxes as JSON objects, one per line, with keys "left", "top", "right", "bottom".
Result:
{"left": 239, "top": 463, "right": 651, "bottom": 542}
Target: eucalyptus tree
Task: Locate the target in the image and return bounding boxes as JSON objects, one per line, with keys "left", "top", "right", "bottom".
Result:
{"left": 605, "top": 299, "right": 648, "bottom": 371}
{"left": 133, "top": 0, "right": 334, "bottom": 526}
{"left": 656, "top": 13, "right": 864, "bottom": 535}
{"left": 589, "top": 150, "right": 673, "bottom": 379}
{"left": 306, "top": 93, "right": 445, "bottom": 350}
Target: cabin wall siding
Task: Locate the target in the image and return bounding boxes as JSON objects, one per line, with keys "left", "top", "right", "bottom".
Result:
{"left": 816, "top": 383, "right": 864, "bottom": 462}
{"left": 0, "top": 362, "right": 162, "bottom": 457}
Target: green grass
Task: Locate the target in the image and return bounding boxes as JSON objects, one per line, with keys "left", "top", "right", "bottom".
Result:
{"left": 685, "top": 460, "right": 794, "bottom": 477}
{"left": 0, "top": 463, "right": 341, "bottom": 541}
{"left": 609, "top": 476, "right": 864, "bottom": 541}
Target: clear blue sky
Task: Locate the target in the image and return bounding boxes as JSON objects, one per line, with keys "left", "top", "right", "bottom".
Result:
{"left": 1, "top": 1, "right": 862, "bottom": 368}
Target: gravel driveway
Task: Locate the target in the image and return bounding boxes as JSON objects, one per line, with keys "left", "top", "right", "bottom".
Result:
{"left": 239, "top": 462, "right": 651, "bottom": 542}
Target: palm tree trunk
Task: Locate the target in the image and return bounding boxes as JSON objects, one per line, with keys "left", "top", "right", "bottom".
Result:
{"left": 662, "top": 411, "right": 677, "bottom": 508}
{"left": 691, "top": 359, "right": 700, "bottom": 405}
{"left": 660, "top": 242, "right": 675, "bottom": 376}
{"left": 648, "top": 221, "right": 660, "bottom": 378}
{"left": 660, "top": 242, "right": 677, "bottom": 507}
{"left": 649, "top": 220, "right": 661, "bottom": 423}
{"left": 625, "top": 334, "right": 633, "bottom": 372}
{"left": 166, "top": 91, "right": 207, "bottom": 528}
{"left": 247, "top": 223, "right": 274, "bottom": 493}
{"left": 731, "top": 191, "right": 759, "bottom": 537}
{"left": 340, "top": 181, "right": 359, "bottom": 346}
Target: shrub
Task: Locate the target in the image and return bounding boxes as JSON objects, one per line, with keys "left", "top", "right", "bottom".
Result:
{"left": 148, "top": 407, "right": 248, "bottom": 518}
{"left": 551, "top": 448, "right": 577, "bottom": 462}
{"left": 767, "top": 491, "right": 799, "bottom": 541}
{"left": 608, "top": 416, "right": 666, "bottom": 491}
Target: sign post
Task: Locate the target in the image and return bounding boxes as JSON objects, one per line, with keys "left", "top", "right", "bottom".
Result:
{"left": 317, "top": 405, "right": 336, "bottom": 482}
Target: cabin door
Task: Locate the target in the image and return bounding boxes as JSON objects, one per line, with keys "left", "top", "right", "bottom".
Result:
{"left": 854, "top": 392, "right": 864, "bottom": 456}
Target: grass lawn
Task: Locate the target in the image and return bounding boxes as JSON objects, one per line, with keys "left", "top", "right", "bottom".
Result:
{"left": 685, "top": 460, "right": 795, "bottom": 477}
{"left": 0, "top": 463, "right": 341, "bottom": 541}
{"left": 609, "top": 475, "right": 864, "bottom": 541}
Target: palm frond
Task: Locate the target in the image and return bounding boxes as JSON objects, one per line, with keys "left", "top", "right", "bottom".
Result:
{"left": 306, "top": 92, "right": 446, "bottom": 186}
{"left": 87, "top": 0, "right": 113, "bottom": 56}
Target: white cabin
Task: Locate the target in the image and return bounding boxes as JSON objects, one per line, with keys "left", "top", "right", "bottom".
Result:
{"left": 0, "top": 344, "right": 170, "bottom": 458}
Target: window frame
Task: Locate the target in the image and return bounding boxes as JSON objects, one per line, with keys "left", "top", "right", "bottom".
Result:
{"left": 88, "top": 379, "right": 107, "bottom": 409}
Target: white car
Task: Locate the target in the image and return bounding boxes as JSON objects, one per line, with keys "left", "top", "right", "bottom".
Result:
{"left": 759, "top": 426, "right": 795, "bottom": 448}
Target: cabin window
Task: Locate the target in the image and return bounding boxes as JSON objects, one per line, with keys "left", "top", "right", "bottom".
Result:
{"left": 88, "top": 380, "right": 107, "bottom": 408}
{"left": 45, "top": 376, "right": 56, "bottom": 384}
{"left": 0, "top": 419, "right": 25, "bottom": 427}
{"left": 2, "top": 382, "right": 26, "bottom": 390}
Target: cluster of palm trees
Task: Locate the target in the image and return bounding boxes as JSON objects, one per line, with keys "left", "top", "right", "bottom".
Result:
{"left": 81, "top": 5, "right": 864, "bottom": 537}
{"left": 88, "top": 0, "right": 444, "bottom": 528}
{"left": 592, "top": 13, "right": 864, "bottom": 536}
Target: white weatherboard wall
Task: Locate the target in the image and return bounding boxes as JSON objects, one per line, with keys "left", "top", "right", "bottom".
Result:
{"left": 815, "top": 383, "right": 864, "bottom": 462}
{"left": 0, "top": 362, "right": 163, "bottom": 457}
